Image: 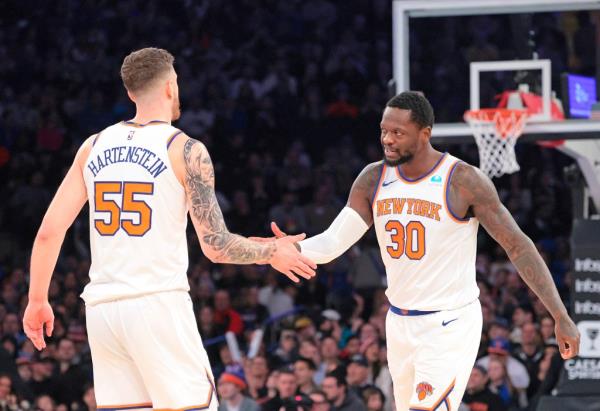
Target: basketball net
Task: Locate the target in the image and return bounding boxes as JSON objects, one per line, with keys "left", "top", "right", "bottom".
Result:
{"left": 464, "top": 108, "right": 528, "bottom": 178}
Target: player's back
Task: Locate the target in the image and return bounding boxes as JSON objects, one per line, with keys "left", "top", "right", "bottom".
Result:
{"left": 82, "top": 120, "right": 188, "bottom": 305}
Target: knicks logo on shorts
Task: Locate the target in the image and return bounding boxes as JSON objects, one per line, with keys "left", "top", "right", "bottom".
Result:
{"left": 416, "top": 382, "right": 434, "bottom": 401}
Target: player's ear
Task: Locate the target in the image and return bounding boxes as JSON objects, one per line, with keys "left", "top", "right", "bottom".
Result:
{"left": 126, "top": 90, "right": 136, "bottom": 103}
{"left": 165, "top": 79, "right": 174, "bottom": 100}
{"left": 420, "top": 126, "right": 432, "bottom": 141}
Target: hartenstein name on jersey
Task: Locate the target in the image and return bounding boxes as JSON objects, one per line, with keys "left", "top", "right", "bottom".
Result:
{"left": 376, "top": 197, "right": 442, "bottom": 221}
{"left": 87, "top": 146, "right": 168, "bottom": 178}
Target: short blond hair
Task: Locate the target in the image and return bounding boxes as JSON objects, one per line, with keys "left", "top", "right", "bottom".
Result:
{"left": 120, "top": 47, "right": 174, "bottom": 93}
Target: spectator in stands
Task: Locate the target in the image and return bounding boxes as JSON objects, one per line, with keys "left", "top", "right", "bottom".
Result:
{"left": 239, "top": 286, "right": 269, "bottom": 331}
{"left": 539, "top": 315, "right": 555, "bottom": 344}
{"left": 512, "top": 322, "right": 543, "bottom": 398}
{"left": 271, "top": 330, "right": 298, "bottom": 369}
{"left": 361, "top": 386, "right": 385, "bottom": 411}
{"left": 218, "top": 370, "right": 261, "bottom": 411}
{"left": 35, "top": 394, "right": 56, "bottom": 411}
{"left": 295, "top": 357, "right": 318, "bottom": 395}
{"left": 310, "top": 390, "right": 331, "bottom": 411}
{"left": 476, "top": 338, "right": 530, "bottom": 392}
{"left": 487, "top": 358, "right": 524, "bottom": 410}
{"left": 362, "top": 339, "right": 392, "bottom": 411}
{"left": 321, "top": 372, "right": 366, "bottom": 411}
{"left": 263, "top": 367, "right": 298, "bottom": 411}
{"left": 346, "top": 354, "right": 371, "bottom": 397}
{"left": 214, "top": 290, "right": 244, "bottom": 336}
{"left": 510, "top": 306, "right": 535, "bottom": 344}
{"left": 52, "top": 338, "right": 89, "bottom": 407}
{"left": 246, "top": 356, "right": 270, "bottom": 405}
{"left": 317, "top": 336, "right": 341, "bottom": 384}
{"left": 298, "top": 339, "right": 322, "bottom": 381}
{"left": 461, "top": 365, "right": 507, "bottom": 411}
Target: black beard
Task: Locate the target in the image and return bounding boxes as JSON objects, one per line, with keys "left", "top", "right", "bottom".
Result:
{"left": 383, "top": 153, "right": 413, "bottom": 167}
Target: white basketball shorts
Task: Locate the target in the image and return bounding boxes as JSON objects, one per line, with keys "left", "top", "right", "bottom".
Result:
{"left": 385, "top": 299, "right": 482, "bottom": 411}
{"left": 86, "top": 290, "right": 218, "bottom": 411}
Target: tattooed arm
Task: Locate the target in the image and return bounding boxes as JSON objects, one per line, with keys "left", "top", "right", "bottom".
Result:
{"left": 177, "top": 137, "right": 315, "bottom": 280}
{"left": 450, "top": 163, "right": 580, "bottom": 359}
{"left": 346, "top": 161, "right": 385, "bottom": 225}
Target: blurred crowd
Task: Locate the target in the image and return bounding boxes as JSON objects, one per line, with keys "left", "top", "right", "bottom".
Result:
{"left": 0, "top": 1, "right": 595, "bottom": 411}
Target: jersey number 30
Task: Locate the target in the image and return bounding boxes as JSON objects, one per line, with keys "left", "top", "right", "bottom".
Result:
{"left": 94, "top": 182, "right": 154, "bottom": 236}
{"left": 385, "top": 220, "right": 425, "bottom": 260}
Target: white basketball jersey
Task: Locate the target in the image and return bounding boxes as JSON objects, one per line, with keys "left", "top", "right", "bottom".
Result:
{"left": 372, "top": 153, "right": 480, "bottom": 311}
{"left": 81, "top": 121, "right": 189, "bottom": 305}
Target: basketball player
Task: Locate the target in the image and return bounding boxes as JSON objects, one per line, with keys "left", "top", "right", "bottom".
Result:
{"left": 263, "top": 92, "right": 580, "bottom": 410}
{"left": 22, "top": 48, "right": 316, "bottom": 410}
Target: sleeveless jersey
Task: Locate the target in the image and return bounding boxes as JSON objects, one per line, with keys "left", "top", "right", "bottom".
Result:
{"left": 81, "top": 121, "right": 189, "bottom": 305}
{"left": 372, "top": 152, "right": 480, "bottom": 311}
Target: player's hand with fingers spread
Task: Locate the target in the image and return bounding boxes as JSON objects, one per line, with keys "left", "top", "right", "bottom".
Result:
{"left": 269, "top": 233, "right": 317, "bottom": 283}
{"left": 23, "top": 300, "right": 54, "bottom": 351}
{"left": 555, "top": 314, "right": 580, "bottom": 359}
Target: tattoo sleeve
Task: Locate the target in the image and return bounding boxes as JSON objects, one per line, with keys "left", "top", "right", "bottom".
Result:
{"left": 346, "top": 161, "right": 384, "bottom": 226}
{"left": 451, "top": 163, "right": 569, "bottom": 320}
{"left": 183, "top": 138, "right": 276, "bottom": 264}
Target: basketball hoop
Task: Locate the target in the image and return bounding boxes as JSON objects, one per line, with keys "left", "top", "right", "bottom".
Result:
{"left": 464, "top": 108, "right": 528, "bottom": 178}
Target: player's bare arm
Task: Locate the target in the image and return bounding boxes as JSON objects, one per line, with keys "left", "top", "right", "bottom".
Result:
{"left": 24, "top": 136, "right": 94, "bottom": 350}
{"left": 267, "top": 162, "right": 383, "bottom": 263}
{"left": 450, "top": 162, "right": 580, "bottom": 359}
{"left": 177, "top": 137, "right": 315, "bottom": 280}
{"left": 346, "top": 161, "right": 384, "bottom": 226}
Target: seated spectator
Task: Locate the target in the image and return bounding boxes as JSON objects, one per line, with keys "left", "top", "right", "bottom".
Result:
{"left": 295, "top": 357, "right": 318, "bottom": 395}
{"left": 52, "top": 337, "right": 90, "bottom": 406}
{"left": 476, "top": 338, "right": 530, "bottom": 391}
{"left": 263, "top": 367, "right": 298, "bottom": 411}
{"left": 310, "top": 390, "right": 331, "bottom": 411}
{"left": 295, "top": 317, "right": 318, "bottom": 341}
{"left": 461, "top": 365, "right": 507, "bottom": 411}
{"left": 512, "top": 322, "right": 543, "bottom": 397}
{"left": 239, "top": 286, "right": 269, "bottom": 331}
{"left": 487, "top": 358, "right": 525, "bottom": 410}
{"left": 346, "top": 354, "right": 371, "bottom": 397}
{"left": 246, "top": 356, "right": 270, "bottom": 404}
{"left": 539, "top": 315, "right": 555, "bottom": 344}
{"left": 361, "top": 386, "right": 385, "bottom": 411}
{"left": 362, "top": 339, "right": 392, "bottom": 411}
{"left": 321, "top": 371, "right": 366, "bottom": 411}
{"left": 35, "top": 394, "right": 56, "bottom": 411}
{"left": 214, "top": 290, "right": 244, "bottom": 336}
{"left": 271, "top": 330, "right": 298, "bottom": 369}
{"left": 218, "top": 370, "right": 261, "bottom": 411}
{"left": 317, "top": 336, "right": 341, "bottom": 384}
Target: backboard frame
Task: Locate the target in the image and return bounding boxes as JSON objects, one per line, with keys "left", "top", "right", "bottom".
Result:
{"left": 392, "top": 0, "right": 600, "bottom": 140}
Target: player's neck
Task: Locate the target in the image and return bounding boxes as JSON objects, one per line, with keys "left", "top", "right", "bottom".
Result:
{"left": 398, "top": 147, "right": 443, "bottom": 180}
{"left": 132, "top": 104, "right": 172, "bottom": 125}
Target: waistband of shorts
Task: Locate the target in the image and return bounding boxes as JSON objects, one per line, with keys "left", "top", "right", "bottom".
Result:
{"left": 389, "top": 305, "right": 440, "bottom": 316}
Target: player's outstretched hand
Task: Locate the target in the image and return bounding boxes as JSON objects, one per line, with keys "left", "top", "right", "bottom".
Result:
{"left": 269, "top": 234, "right": 316, "bottom": 283}
{"left": 23, "top": 300, "right": 54, "bottom": 351}
{"left": 555, "top": 315, "right": 580, "bottom": 359}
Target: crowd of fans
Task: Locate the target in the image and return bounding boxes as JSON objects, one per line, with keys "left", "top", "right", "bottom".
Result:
{"left": 0, "top": 1, "right": 596, "bottom": 411}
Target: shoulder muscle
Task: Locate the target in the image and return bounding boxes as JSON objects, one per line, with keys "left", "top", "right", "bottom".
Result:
{"left": 347, "top": 161, "right": 384, "bottom": 226}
